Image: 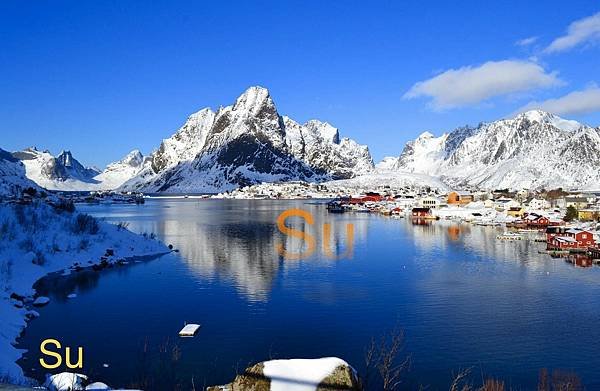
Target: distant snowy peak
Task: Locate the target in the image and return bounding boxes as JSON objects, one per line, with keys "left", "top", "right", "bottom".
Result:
{"left": 118, "top": 149, "right": 144, "bottom": 167}
{"left": 11, "top": 148, "right": 101, "bottom": 190}
{"left": 92, "top": 150, "right": 148, "bottom": 190}
{"left": 375, "top": 156, "right": 400, "bottom": 171}
{"left": 515, "top": 110, "right": 582, "bottom": 132}
{"left": 394, "top": 110, "right": 600, "bottom": 189}
{"left": 120, "top": 86, "right": 374, "bottom": 193}
{"left": 56, "top": 150, "right": 100, "bottom": 178}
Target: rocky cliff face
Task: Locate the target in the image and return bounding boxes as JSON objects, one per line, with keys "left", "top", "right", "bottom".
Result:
{"left": 393, "top": 110, "right": 600, "bottom": 189}
{"left": 120, "top": 86, "right": 374, "bottom": 193}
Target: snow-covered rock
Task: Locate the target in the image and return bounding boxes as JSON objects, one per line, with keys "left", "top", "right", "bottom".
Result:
{"left": 0, "top": 148, "right": 41, "bottom": 197}
{"left": 120, "top": 86, "right": 374, "bottom": 193}
{"left": 43, "top": 372, "right": 88, "bottom": 391}
{"left": 393, "top": 110, "right": 600, "bottom": 189}
{"left": 32, "top": 296, "right": 50, "bottom": 307}
{"left": 206, "top": 357, "right": 361, "bottom": 391}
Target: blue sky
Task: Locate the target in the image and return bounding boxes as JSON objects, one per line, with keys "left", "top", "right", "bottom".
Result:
{"left": 1, "top": 0, "right": 599, "bottom": 167}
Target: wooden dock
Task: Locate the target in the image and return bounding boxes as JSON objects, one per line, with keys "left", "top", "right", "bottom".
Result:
{"left": 179, "top": 323, "right": 201, "bottom": 337}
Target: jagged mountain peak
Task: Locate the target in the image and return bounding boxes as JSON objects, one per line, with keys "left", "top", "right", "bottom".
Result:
{"left": 119, "top": 149, "right": 144, "bottom": 166}
{"left": 394, "top": 111, "right": 600, "bottom": 189}
{"left": 417, "top": 131, "right": 436, "bottom": 139}
{"left": 304, "top": 120, "right": 340, "bottom": 144}
{"left": 56, "top": 150, "right": 74, "bottom": 167}
{"left": 511, "top": 109, "right": 583, "bottom": 132}
{"left": 119, "top": 86, "right": 374, "bottom": 192}
{"left": 232, "top": 86, "right": 274, "bottom": 115}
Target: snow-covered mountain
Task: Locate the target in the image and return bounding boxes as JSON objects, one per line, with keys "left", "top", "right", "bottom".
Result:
{"left": 0, "top": 148, "right": 41, "bottom": 197}
{"left": 392, "top": 110, "right": 600, "bottom": 190}
{"left": 10, "top": 148, "right": 146, "bottom": 191}
{"left": 375, "top": 156, "right": 400, "bottom": 171}
{"left": 11, "top": 148, "right": 101, "bottom": 191}
{"left": 93, "top": 150, "right": 147, "bottom": 190}
{"left": 120, "top": 86, "right": 374, "bottom": 193}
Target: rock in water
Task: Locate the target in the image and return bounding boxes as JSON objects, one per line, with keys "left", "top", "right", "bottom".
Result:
{"left": 206, "top": 357, "right": 362, "bottom": 391}
{"left": 32, "top": 296, "right": 50, "bottom": 307}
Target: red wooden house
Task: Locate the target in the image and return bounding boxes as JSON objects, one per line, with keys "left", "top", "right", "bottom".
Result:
{"left": 524, "top": 213, "right": 550, "bottom": 228}
{"left": 547, "top": 228, "right": 595, "bottom": 250}
{"left": 411, "top": 207, "right": 432, "bottom": 218}
{"left": 565, "top": 229, "right": 595, "bottom": 247}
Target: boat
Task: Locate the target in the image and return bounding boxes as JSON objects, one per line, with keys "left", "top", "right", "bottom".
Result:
{"left": 326, "top": 201, "right": 346, "bottom": 213}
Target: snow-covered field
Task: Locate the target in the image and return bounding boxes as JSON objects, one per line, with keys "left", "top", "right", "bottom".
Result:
{"left": 0, "top": 200, "right": 168, "bottom": 385}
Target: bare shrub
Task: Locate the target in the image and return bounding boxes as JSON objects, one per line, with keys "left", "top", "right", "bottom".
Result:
{"left": 19, "top": 238, "right": 35, "bottom": 252}
{"left": 481, "top": 378, "right": 505, "bottom": 391}
{"left": 450, "top": 367, "right": 473, "bottom": 391}
{"left": 551, "top": 369, "right": 582, "bottom": 391}
{"left": 72, "top": 213, "right": 100, "bottom": 235}
{"left": 364, "top": 326, "right": 410, "bottom": 391}
{"left": 54, "top": 199, "right": 75, "bottom": 213}
{"left": 79, "top": 238, "right": 90, "bottom": 250}
{"left": 33, "top": 250, "right": 46, "bottom": 265}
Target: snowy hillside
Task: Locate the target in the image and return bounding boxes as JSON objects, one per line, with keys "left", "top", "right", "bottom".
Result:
{"left": 0, "top": 200, "right": 167, "bottom": 382}
{"left": 375, "top": 156, "right": 400, "bottom": 170}
{"left": 325, "top": 170, "right": 449, "bottom": 191}
{"left": 92, "top": 149, "right": 147, "bottom": 190}
{"left": 392, "top": 110, "right": 600, "bottom": 189}
{"left": 0, "top": 148, "right": 41, "bottom": 197}
{"left": 120, "top": 86, "right": 374, "bottom": 193}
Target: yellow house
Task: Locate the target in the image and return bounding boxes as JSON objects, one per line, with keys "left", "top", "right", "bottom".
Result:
{"left": 578, "top": 209, "right": 597, "bottom": 221}
{"left": 507, "top": 206, "right": 526, "bottom": 218}
{"left": 447, "top": 191, "right": 473, "bottom": 205}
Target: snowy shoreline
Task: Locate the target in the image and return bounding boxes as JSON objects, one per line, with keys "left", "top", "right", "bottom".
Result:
{"left": 0, "top": 200, "right": 169, "bottom": 386}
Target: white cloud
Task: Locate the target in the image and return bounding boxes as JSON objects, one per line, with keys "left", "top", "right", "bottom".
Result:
{"left": 516, "top": 36, "right": 538, "bottom": 46}
{"left": 544, "top": 12, "right": 600, "bottom": 53}
{"left": 515, "top": 85, "right": 600, "bottom": 116}
{"left": 403, "top": 60, "right": 561, "bottom": 109}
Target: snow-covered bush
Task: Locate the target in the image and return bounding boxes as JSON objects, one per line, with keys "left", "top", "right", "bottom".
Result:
{"left": 72, "top": 213, "right": 100, "bottom": 235}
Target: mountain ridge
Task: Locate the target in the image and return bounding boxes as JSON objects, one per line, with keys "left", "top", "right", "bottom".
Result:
{"left": 5, "top": 90, "right": 600, "bottom": 192}
{"left": 391, "top": 110, "right": 600, "bottom": 189}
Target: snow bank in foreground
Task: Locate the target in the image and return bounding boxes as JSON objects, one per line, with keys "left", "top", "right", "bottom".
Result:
{"left": 207, "top": 356, "right": 360, "bottom": 391}
{"left": 263, "top": 357, "right": 350, "bottom": 391}
{"left": 0, "top": 201, "right": 167, "bottom": 384}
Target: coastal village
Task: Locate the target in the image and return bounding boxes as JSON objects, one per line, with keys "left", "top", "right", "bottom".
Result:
{"left": 216, "top": 181, "right": 600, "bottom": 266}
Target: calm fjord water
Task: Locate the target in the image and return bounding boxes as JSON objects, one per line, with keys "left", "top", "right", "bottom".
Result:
{"left": 18, "top": 199, "right": 600, "bottom": 389}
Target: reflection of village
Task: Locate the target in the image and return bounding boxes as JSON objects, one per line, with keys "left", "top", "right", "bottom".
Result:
{"left": 120, "top": 183, "right": 600, "bottom": 301}
{"left": 325, "top": 187, "right": 600, "bottom": 268}
{"left": 216, "top": 180, "right": 600, "bottom": 266}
